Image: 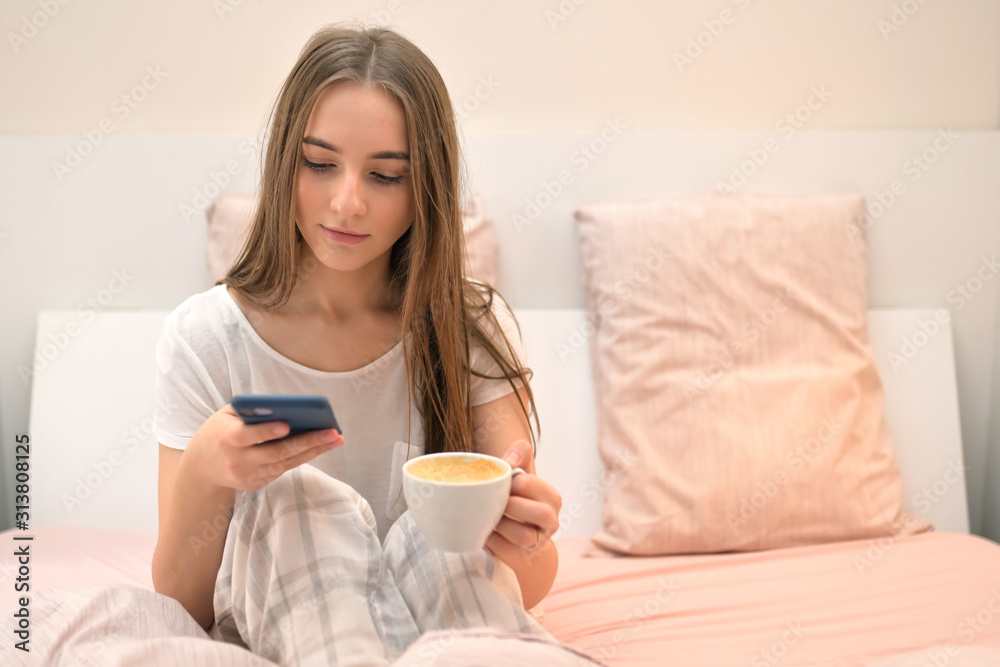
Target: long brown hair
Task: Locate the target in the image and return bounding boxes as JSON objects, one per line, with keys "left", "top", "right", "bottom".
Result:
{"left": 224, "top": 25, "right": 537, "bottom": 454}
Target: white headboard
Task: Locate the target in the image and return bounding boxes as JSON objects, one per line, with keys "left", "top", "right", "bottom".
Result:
{"left": 29, "top": 306, "right": 968, "bottom": 536}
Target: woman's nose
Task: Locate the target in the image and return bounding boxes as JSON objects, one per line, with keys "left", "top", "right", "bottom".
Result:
{"left": 331, "top": 172, "right": 366, "bottom": 217}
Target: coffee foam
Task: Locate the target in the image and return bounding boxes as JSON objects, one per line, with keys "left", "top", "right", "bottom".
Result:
{"left": 408, "top": 456, "right": 504, "bottom": 483}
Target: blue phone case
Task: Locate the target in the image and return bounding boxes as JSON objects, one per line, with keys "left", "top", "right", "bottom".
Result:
{"left": 231, "top": 394, "right": 340, "bottom": 436}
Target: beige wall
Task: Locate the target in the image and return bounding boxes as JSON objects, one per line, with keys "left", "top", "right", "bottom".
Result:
{"left": 1, "top": 0, "right": 997, "bottom": 134}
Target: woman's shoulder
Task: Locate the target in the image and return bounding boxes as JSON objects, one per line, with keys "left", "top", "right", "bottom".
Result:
{"left": 465, "top": 281, "right": 525, "bottom": 365}
{"left": 466, "top": 281, "right": 519, "bottom": 338}
{"left": 163, "top": 284, "right": 242, "bottom": 348}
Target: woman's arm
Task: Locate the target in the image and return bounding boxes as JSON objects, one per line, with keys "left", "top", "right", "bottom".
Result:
{"left": 473, "top": 388, "right": 562, "bottom": 610}
{"left": 152, "top": 407, "right": 343, "bottom": 629}
{"left": 153, "top": 444, "right": 236, "bottom": 629}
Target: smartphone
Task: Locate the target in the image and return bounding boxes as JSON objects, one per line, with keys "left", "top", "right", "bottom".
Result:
{"left": 231, "top": 394, "right": 340, "bottom": 438}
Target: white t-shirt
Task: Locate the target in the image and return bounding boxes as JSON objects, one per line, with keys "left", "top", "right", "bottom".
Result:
{"left": 153, "top": 284, "right": 524, "bottom": 541}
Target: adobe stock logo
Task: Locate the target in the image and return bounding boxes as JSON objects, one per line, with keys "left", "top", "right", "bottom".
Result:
{"left": 18, "top": 269, "right": 134, "bottom": 385}
{"left": 716, "top": 85, "right": 833, "bottom": 193}
{"left": 545, "top": 0, "right": 588, "bottom": 30}
{"left": 888, "top": 255, "right": 999, "bottom": 372}
{"left": 454, "top": 75, "right": 501, "bottom": 121}
{"left": 876, "top": 0, "right": 932, "bottom": 39}
{"left": 672, "top": 0, "right": 753, "bottom": 73}
{"left": 512, "top": 117, "right": 627, "bottom": 232}
{"left": 7, "top": 0, "right": 71, "bottom": 53}
{"left": 846, "top": 129, "right": 958, "bottom": 247}
{"left": 51, "top": 66, "right": 169, "bottom": 182}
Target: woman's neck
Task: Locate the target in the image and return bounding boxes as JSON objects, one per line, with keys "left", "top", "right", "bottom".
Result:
{"left": 288, "top": 245, "right": 398, "bottom": 321}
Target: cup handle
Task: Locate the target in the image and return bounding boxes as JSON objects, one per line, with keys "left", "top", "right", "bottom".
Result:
{"left": 511, "top": 467, "right": 526, "bottom": 477}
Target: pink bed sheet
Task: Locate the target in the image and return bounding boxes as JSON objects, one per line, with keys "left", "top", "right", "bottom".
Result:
{"left": 4, "top": 528, "right": 999, "bottom": 666}
{"left": 0, "top": 526, "right": 156, "bottom": 613}
{"left": 541, "top": 532, "right": 1000, "bottom": 666}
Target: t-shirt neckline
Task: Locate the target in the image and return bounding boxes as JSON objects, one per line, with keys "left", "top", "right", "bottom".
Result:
{"left": 217, "top": 284, "right": 405, "bottom": 378}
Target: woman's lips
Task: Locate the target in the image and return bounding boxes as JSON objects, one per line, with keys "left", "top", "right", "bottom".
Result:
{"left": 321, "top": 226, "right": 369, "bottom": 245}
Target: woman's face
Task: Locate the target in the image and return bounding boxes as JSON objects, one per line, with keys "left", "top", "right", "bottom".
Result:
{"left": 295, "top": 80, "right": 415, "bottom": 279}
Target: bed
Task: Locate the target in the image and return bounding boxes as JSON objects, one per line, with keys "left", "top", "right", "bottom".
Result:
{"left": 2, "top": 130, "right": 1000, "bottom": 666}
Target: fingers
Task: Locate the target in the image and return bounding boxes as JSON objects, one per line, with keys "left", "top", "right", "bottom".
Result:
{"left": 219, "top": 405, "right": 292, "bottom": 447}
{"left": 221, "top": 403, "right": 342, "bottom": 452}
{"left": 245, "top": 421, "right": 292, "bottom": 446}
{"left": 254, "top": 428, "right": 343, "bottom": 464}
{"left": 499, "top": 496, "right": 558, "bottom": 542}
{"left": 238, "top": 429, "right": 343, "bottom": 489}
{"left": 490, "top": 473, "right": 562, "bottom": 553}
{"left": 190, "top": 406, "right": 345, "bottom": 492}
{"left": 510, "top": 471, "right": 561, "bottom": 509}
{"left": 501, "top": 439, "right": 536, "bottom": 474}
{"left": 505, "top": 494, "right": 557, "bottom": 534}
{"left": 220, "top": 401, "right": 344, "bottom": 486}
{"left": 494, "top": 516, "right": 546, "bottom": 548}
{"left": 486, "top": 522, "right": 538, "bottom": 557}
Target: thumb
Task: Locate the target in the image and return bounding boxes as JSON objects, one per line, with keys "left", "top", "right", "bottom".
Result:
{"left": 502, "top": 439, "right": 534, "bottom": 471}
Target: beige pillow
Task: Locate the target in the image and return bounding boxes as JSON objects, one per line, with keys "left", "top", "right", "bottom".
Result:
{"left": 205, "top": 192, "right": 499, "bottom": 286}
{"left": 206, "top": 193, "right": 255, "bottom": 283}
{"left": 575, "top": 191, "right": 930, "bottom": 555}
{"left": 461, "top": 192, "right": 500, "bottom": 288}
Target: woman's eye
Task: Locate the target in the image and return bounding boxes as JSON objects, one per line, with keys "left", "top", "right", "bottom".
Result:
{"left": 303, "top": 158, "right": 331, "bottom": 172}
{"left": 372, "top": 172, "right": 405, "bottom": 185}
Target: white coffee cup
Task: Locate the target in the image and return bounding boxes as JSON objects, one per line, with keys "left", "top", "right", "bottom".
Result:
{"left": 402, "top": 452, "right": 522, "bottom": 552}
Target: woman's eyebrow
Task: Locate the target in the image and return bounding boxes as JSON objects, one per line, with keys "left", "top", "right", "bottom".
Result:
{"left": 302, "top": 136, "right": 409, "bottom": 161}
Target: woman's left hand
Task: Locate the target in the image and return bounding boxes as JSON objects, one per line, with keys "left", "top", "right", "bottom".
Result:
{"left": 486, "top": 439, "right": 562, "bottom": 557}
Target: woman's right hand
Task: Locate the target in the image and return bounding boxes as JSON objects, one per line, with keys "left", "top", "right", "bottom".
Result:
{"left": 181, "top": 405, "right": 344, "bottom": 492}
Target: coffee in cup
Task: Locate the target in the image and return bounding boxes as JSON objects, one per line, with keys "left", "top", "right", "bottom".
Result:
{"left": 403, "top": 452, "right": 520, "bottom": 552}
{"left": 407, "top": 455, "right": 505, "bottom": 483}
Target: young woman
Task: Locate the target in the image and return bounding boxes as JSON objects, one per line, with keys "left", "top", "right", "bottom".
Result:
{"left": 151, "top": 24, "right": 578, "bottom": 665}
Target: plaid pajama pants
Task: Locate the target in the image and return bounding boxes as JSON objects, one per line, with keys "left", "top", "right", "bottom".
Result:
{"left": 212, "top": 463, "right": 574, "bottom": 666}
